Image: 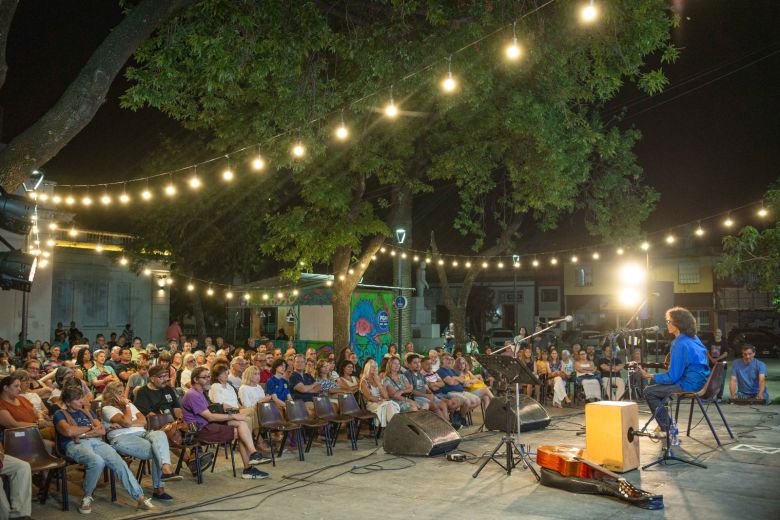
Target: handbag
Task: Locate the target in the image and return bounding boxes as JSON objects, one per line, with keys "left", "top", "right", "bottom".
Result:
{"left": 159, "top": 419, "right": 194, "bottom": 448}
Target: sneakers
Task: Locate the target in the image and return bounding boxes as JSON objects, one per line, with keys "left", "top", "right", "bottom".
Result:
{"left": 187, "top": 451, "right": 215, "bottom": 476}
{"left": 249, "top": 452, "right": 273, "bottom": 465}
{"left": 242, "top": 467, "right": 270, "bottom": 479}
{"left": 160, "top": 472, "right": 184, "bottom": 482}
{"left": 136, "top": 497, "right": 155, "bottom": 510}
{"left": 78, "top": 495, "right": 94, "bottom": 515}
{"left": 152, "top": 492, "right": 174, "bottom": 501}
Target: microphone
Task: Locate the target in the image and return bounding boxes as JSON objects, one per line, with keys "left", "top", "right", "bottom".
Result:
{"left": 620, "top": 325, "right": 659, "bottom": 334}
{"left": 547, "top": 315, "right": 574, "bottom": 325}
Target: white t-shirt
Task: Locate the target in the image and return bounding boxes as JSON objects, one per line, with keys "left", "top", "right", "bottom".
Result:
{"left": 102, "top": 403, "right": 146, "bottom": 441}
{"left": 208, "top": 382, "right": 239, "bottom": 408}
{"left": 180, "top": 368, "right": 192, "bottom": 388}
{"left": 238, "top": 384, "right": 266, "bottom": 408}
{"left": 22, "top": 391, "right": 45, "bottom": 414}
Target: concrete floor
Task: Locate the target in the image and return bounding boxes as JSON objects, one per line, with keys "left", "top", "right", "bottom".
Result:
{"left": 29, "top": 359, "right": 780, "bottom": 519}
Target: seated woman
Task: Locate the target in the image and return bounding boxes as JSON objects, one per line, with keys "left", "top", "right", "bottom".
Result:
{"left": 86, "top": 349, "right": 119, "bottom": 396}
{"left": 315, "top": 359, "right": 340, "bottom": 398}
{"left": 47, "top": 366, "right": 93, "bottom": 411}
{"left": 574, "top": 350, "right": 601, "bottom": 402}
{"left": 0, "top": 373, "right": 54, "bottom": 441}
{"left": 0, "top": 351, "right": 15, "bottom": 376}
{"left": 548, "top": 349, "right": 571, "bottom": 408}
{"left": 16, "top": 369, "right": 46, "bottom": 415}
{"left": 75, "top": 348, "right": 94, "bottom": 384}
{"left": 54, "top": 383, "right": 154, "bottom": 514}
{"left": 454, "top": 357, "right": 493, "bottom": 409}
{"left": 519, "top": 347, "right": 541, "bottom": 400}
{"left": 381, "top": 357, "right": 419, "bottom": 412}
{"left": 100, "top": 382, "right": 182, "bottom": 502}
{"left": 360, "top": 359, "right": 400, "bottom": 427}
{"left": 208, "top": 363, "right": 259, "bottom": 431}
{"left": 336, "top": 360, "right": 359, "bottom": 394}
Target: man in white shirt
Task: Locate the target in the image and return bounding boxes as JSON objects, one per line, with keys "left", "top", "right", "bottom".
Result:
{"left": 228, "top": 357, "right": 246, "bottom": 389}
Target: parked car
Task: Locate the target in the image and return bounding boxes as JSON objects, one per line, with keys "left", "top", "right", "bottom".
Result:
{"left": 727, "top": 328, "right": 780, "bottom": 358}
{"left": 484, "top": 328, "right": 515, "bottom": 349}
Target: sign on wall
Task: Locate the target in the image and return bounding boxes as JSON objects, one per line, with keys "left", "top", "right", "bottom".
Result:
{"left": 349, "top": 289, "right": 395, "bottom": 365}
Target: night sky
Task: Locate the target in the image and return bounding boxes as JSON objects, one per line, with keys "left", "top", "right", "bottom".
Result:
{"left": 2, "top": 0, "right": 779, "bottom": 246}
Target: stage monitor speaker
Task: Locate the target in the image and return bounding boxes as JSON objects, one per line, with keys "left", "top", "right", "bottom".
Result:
{"left": 484, "top": 395, "right": 551, "bottom": 433}
{"left": 585, "top": 401, "right": 639, "bottom": 473}
{"left": 383, "top": 411, "right": 461, "bottom": 456}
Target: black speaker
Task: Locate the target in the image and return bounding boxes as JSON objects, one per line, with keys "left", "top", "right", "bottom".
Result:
{"left": 383, "top": 411, "right": 461, "bottom": 456}
{"left": 484, "top": 394, "right": 551, "bottom": 432}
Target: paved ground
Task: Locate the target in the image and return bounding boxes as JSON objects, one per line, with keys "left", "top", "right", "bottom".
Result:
{"left": 29, "top": 358, "right": 780, "bottom": 519}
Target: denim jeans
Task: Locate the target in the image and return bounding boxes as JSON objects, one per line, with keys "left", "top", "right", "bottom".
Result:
{"left": 644, "top": 383, "right": 683, "bottom": 431}
{"left": 65, "top": 437, "right": 144, "bottom": 500}
{"left": 110, "top": 430, "right": 171, "bottom": 489}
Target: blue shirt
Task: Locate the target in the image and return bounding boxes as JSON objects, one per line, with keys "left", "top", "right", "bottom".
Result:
{"left": 654, "top": 334, "right": 710, "bottom": 392}
{"left": 53, "top": 409, "right": 96, "bottom": 454}
{"left": 732, "top": 358, "right": 768, "bottom": 401}
{"left": 437, "top": 367, "right": 464, "bottom": 393}
{"left": 265, "top": 376, "right": 290, "bottom": 401}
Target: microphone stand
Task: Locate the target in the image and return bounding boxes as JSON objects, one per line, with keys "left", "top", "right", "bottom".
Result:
{"left": 493, "top": 320, "right": 563, "bottom": 356}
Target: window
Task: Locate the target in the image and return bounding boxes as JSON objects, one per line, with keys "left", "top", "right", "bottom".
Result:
{"left": 500, "top": 291, "right": 524, "bottom": 304}
{"left": 575, "top": 266, "right": 593, "bottom": 287}
{"left": 678, "top": 261, "right": 700, "bottom": 284}
{"left": 541, "top": 288, "right": 559, "bottom": 303}
{"left": 691, "top": 310, "right": 710, "bottom": 331}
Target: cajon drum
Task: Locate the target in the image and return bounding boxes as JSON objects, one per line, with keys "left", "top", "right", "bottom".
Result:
{"left": 585, "top": 401, "right": 639, "bottom": 472}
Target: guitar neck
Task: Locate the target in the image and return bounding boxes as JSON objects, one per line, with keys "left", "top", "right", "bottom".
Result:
{"left": 572, "top": 456, "right": 622, "bottom": 480}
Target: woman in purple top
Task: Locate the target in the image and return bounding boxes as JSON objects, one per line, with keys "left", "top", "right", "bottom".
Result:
{"left": 181, "top": 366, "right": 270, "bottom": 479}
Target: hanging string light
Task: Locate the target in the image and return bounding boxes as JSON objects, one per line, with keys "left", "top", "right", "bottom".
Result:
{"left": 724, "top": 214, "right": 734, "bottom": 228}
{"left": 385, "top": 85, "right": 399, "bottom": 118}
{"left": 120, "top": 183, "right": 130, "bottom": 204}
{"left": 695, "top": 222, "right": 705, "bottom": 236}
{"left": 580, "top": 1, "right": 599, "bottom": 23}
{"left": 100, "top": 186, "right": 111, "bottom": 206}
{"left": 189, "top": 166, "right": 202, "bottom": 189}
{"left": 251, "top": 148, "right": 266, "bottom": 170}
{"left": 441, "top": 54, "right": 457, "bottom": 92}
{"left": 505, "top": 21, "right": 522, "bottom": 60}
{"left": 335, "top": 110, "right": 349, "bottom": 141}
{"left": 165, "top": 174, "right": 177, "bottom": 196}
{"left": 665, "top": 234, "right": 675, "bottom": 244}
{"left": 222, "top": 155, "right": 235, "bottom": 181}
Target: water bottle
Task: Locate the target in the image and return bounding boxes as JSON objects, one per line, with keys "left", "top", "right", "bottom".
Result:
{"left": 670, "top": 424, "right": 680, "bottom": 446}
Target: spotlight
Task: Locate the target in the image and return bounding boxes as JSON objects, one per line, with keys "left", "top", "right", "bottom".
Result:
{"left": 619, "top": 264, "right": 646, "bottom": 286}
{"left": 0, "top": 189, "right": 35, "bottom": 235}
{"left": 618, "top": 287, "right": 641, "bottom": 307}
{"left": 0, "top": 250, "right": 37, "bottom": 292}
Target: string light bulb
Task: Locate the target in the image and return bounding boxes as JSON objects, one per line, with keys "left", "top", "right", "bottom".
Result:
{"left": 46, "top": 239, "right": 55, "bottom": 247}
{"left": 52, "top": 195, "right": 62, "bottom": 204}
{"left": 385, "top": 85, "right": 398, "bottom": 118}
{"left": 497, "top": 261, "right": 504, "bottom": 269}
{"left": 513, "top": 261, "right": 520, "bottom": 268}
{"left": 580, "top": 1, "right": 598, "bottom": 23}
{"left": 724, "top": 216, "right": 734, "bottom": 227}
{"left": 187, "top": 283, "right": 195, "bottom": 292}
{"left": 481, "top": 261, "right": 489, "bottom": 269}
{"left": 438, "top": 259, "right": 445, "bottom": 266}
{"left": 413, "top": 255, "right": 419, "bottom": 262}
{"left": 244, "top": 292, "right": 251, "bottom": 300}
{"left": 207, "top": 287, "right": 214, "bottom": 296}
{"left": 592, "top": 252, "right": 600, "bottom": 260}
{"left": 616, "top": 247, "right": 625, "bottom": 256}
{"left": 532, "top": 259, "right": 539, "bottom": 267}
{"left": 100, "top": 194, "right": 111, "bottom": 205}
{"left": 119, "top": 192, "right": 130, "bottom": 204}
{"left": 452, "top": 260, "right": 458, "bottom": 267}
{"left": 222, "top": 168, "right": 234, "bottom": 181}
{"left": 441, "top": 55, "right": 457, "bottom": 92}
{"left": 38, "top": 193, "right": 48, "bottom": 202}
{"left": 226, "top": 291, "right": 233, "bottom": 300}
{"left": 550, "top": 258, "right": 558, "bottom": 265}
{"left": 758, "top": 207, "right": 768, "bottom": 218}
{"left": 292, "top": 143, "right": 306, "bottom": 158}
{"left": 69, "top": 227, "right": 78, "bottom": 237}
{"left": 695, "top": 224, "right": 705, "bottom": 236}
{"left": 571, "top": 255, "right": 578, "bottom": 263}
{"left": 165, "top": 183, "right": 176, "bottom": 196}
{"left": 142, "top": 189, "right": 152, "bottom": 200}
{"left": 292, "top": 289, "right": 299, "bottom": 296}
{"left": 465, "top": 261, "right": 472, "bottom": 268}
{"left": 666, "top": 234, "right": 676, "bottom": 244}
{"left": 95, "top": 244, "right": 103, "bottom": 253}
{"left": 189, "top": 175, "right": 201, "bottom": 189}
{"left": 119, "top": 256, "right": 128, "bottom": 266}
{"left": 251, "top": 154, "right": 265, "bottom": 171}
{"left": 82, "top": 196, "right": 93, "bottom": 207}
{"left": 505, "top": 21, "right": 522, "bottom": 60}
{"left": 143, "top": 268, "right": 152, "bottom": 276}
{"left": 335, "top": 110, "right": 349, "bottom": 140}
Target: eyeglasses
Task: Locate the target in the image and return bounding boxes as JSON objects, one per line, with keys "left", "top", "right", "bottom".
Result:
{"left": 665, "top": 319, "right": 672, "bottom": 324}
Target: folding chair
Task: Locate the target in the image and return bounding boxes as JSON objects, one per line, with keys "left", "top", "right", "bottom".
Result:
{"left": 257, "top": 401, "right": 303, "bottom": 466}
{"left": 673, "top": 361, "right": 734, "bottom": 447}
{"left": 313, "top": 396, "right": 357, "bottom": 450}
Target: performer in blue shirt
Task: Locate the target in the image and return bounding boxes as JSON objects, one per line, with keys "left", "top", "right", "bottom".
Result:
{"left": 638, "top": 307, "right": 710, "bottom": 433}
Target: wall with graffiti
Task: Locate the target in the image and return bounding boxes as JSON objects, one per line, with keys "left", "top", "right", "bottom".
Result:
{"left": 349, "top": 289, "right": 394, "bottom": 365}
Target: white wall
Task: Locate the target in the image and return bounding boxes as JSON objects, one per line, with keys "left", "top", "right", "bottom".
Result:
{"left": 298, "top": 305, "right": 333, "bottom": 341}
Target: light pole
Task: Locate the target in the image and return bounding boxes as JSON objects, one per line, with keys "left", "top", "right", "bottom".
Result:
{"left": 395, "top": 228, "right": 406, "bottom": 347}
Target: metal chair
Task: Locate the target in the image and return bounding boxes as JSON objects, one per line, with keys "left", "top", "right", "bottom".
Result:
{"left": 257, "top": 401, "right": 303, "bottom": 466}
{"left": 286, "top": 400, "right": 332, "bottom": 455}
{"left": 4, "top": 426, "right": 69, "bottom": 511}
{"left": 673, "top": 361, "right": 734, "bottom": 447}
{"left": 337, "top": 393, "right": 378, "bottom": 445}
{"left": 313, "top": 396, "right": 357, "bottom": 450}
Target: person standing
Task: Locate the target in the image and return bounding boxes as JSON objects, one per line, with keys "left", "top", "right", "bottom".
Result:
{"left": 638, "top": 307, "right": 710, "bottom": 435}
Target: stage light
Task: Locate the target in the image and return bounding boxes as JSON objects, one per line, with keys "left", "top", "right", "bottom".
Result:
{"left": 618, "top": 287, "right": 641, "bottom": 307}
{"left": 581, "top": 1, "right": 598, "bottom": 23}
{"left": 0, "top": 250, "right": 37, "bottom": 292}
{"left": 619, "top": 264, "right": 646, "bottom": 286}
{"left": 0, "top": 189, "right": 34, "bottom": 235}
{"left": 262, "top": 292, "right": 270, "bottom": 299}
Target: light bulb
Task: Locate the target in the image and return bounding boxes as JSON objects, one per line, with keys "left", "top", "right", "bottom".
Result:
{"left": 39, "top": 259, "right": 49, "bottom": 268}
{"left": 724, "top": 217, "right": 734, "bottom": 227}
{"left": 292, "top": 144, "right": 305, "bottom": 158}
{"left": 166, "top": 278, "right": 173, "bottom": 286}
{"left": 244, "top": 292, "right": 251, "bottom": 300}
{"left": 143, "top": 268, "right": 151, "bottom": 276}
{"left": 29, "top": 192, "right": 37, "bottom": 200}
{"left": 119, "top": 257, "right": 128, "bottom": 266}
{"left": 42, "top": 251, "right": 50, "bottom": 258}
{"left": 165, "top": 184, "right": 176, "bottom": 196}
{"left": 666, "top": 234, "right": 676, "bottom": 244}
{"left": 438, "top": 259, "right": 444, "bottom": 266}
{"left": 65, "top": 195, "right": 75, "bottom": 206}
{"left": 46, "top": 239, "right": 55, "bottom": 247}
{"left": 413, "top": 255, "right": 419, "bottom": 262}
{"left": 82, "top": 196, "right": 93, "bottom": 206}
{"left": 385, "top": 102, "right": 398, "bottom": 118}
{"left": 52, "top": 195, "right": 62, "bottom": 204}
{"left": 292, "top": 289, "right": 299, "bottom": 296}
{"left": 616, "top": 247, "right": 625, "bottom": 255}
{"left": 452, "top": 260, "right": 459, "bottom": 267}
{"left": 550, "top": 258, "right": 558, "bottom": 265}
{"left": 390, "top": 250, "right": 396, "bottom": 256}
{"left": 277, "top": 292, "right": 284, "bottom": 299}
{"left": 465, "top": 261, "right": 472, "bottom": 268}
{"left": 401, "top": 252, "right": 407, "bottom": 259}
{"left": 31, "top": 226, "right": 39, "bottom": 234}
{"left": 581, "top": 2, "right": 598, "bottom": 23}
{"left": 251, "top": 156, "right": 265, "bottom": 170}
{"left": 119, "top": 193, "right": 130, "bottom": 203}
{"left": 758, "top": 208, "right": 768, "bottom": 218}
{"left": 142, "top": 189, "right": 152, "bottom": 200}
{"left": 100, "top": 194, "right": 111, "bottom": 205}
{"left": 513, "top": 261, "right": 521, "bottom": 268}
{"left": 262, "top": 292, "right": 270, "bottom": 299}
{"left": 68, "top": 228, "right": 78, "bottom": 237}
{"left": 571, "top": 255, "right": 578, "bottom": 263}
{"left": 532, "top": 259, "right": 539, "bottom": 267}
{"left": 187, "top": 284, "right": 195, "bottom": 292}
{"left": 505, "top": 37, "right": 522, "bottom": 60}
{"left": 95, "top": 244, "right": 103, "bottom": 253}
{"left": 189, "top": 176, "right": 201, "bottom": 189}
{"left": 226, "top": 291, "right": 233, "bottom": 299}
{"left": 481, "top": 261, "right": 489, "bottom": 268}
{"left": 207, "top": 287, "right": 214, "bottom": 296}
{"left": 222, "top": 169, "right": 234, "bottom": 181}
{"left": 425, "top": 258, "right": 431, "bottom": 264}
{"left": 380, "top": 247, "right": 386, "bottom": 253}
{"left": 335, "top": 125, "right": 349, "bottom": 140}
{"left": 498, "top": 261, "right": 504, "bottom": 268}
{"left": 640, "top": 241, "right": 650, "bottom": 251}
{"left": 695, "top": 227, "right": 705, "bottom": 237}
{"left": 592, "top": 252, "right": 600, "bottom": 260}
{"left": 441, "top": 74, "right": 457, "bottom": 92}
{"left": 38, "top": 193, "right": 49, "bottom": 201}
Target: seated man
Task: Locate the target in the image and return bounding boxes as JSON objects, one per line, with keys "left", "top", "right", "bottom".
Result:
{"left": 0, "top": 445, "right": 33, "bottom": 519}
{"left": 134, "top": 365, "right": 183, "bottom": 419}
{"left": 437, "top": 354, "right": 480, "bottom": 426}
{"left": 597, "top": 345, "right": 625, "bottom": 400}
{"left": 289, "top": 354, "right": 321, "bottom": 407}
{"left": 730, "top": 344, "right": 769, "bottom": 404}
{"left": 181, "top": 367, "right": 270, "bottom": 479}
{"left": 404, "top": 355, "right": 448, "bottom": 421}
{"left": 638, "top": 307, "right": 709, "bottom": 435}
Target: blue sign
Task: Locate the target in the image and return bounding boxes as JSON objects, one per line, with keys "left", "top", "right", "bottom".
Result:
{"left": 377, "top": 310, "right": 390, "bottom": 333}
{"left": 394, "top": 296, "right": 408, "bottom": 310}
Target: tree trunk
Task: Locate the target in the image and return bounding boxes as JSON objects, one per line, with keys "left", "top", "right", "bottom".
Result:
{"left": 0, "top": 0, "right": 196, "bottom": 190}
{"left": 331, "top": 286, "right": 352, "bottom": 359}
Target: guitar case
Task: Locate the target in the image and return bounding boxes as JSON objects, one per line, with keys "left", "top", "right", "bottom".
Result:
{"left": 539, "top": 468, "right": 664, "bottom": 510}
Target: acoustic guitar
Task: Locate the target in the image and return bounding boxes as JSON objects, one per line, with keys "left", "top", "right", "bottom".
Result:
{"left": 537, "top": 445, "right": 664, "bottom": 510}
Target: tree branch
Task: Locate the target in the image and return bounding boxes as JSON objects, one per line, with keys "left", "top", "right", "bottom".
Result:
{"left": 0, "top": 0, "right": 196, "bottom": 191}
{"left": 0, "top": 0, "right": 18, "bottom": 93}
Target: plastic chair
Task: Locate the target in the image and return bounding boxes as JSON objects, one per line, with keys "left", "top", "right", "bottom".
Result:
{"left": 257, "top": 401, "right": 303, "bottom": 466}
{"left": 313, "top": 396, "right": 357, "bottom": 450}
{"left": 3, "top": 426, "right": 69, "bottom": 511}
{"left": 673, "top": 361, "right": 734, "bottom": 447}
{"left": 286, "top": 400, "right": 332, "bottom": 456}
